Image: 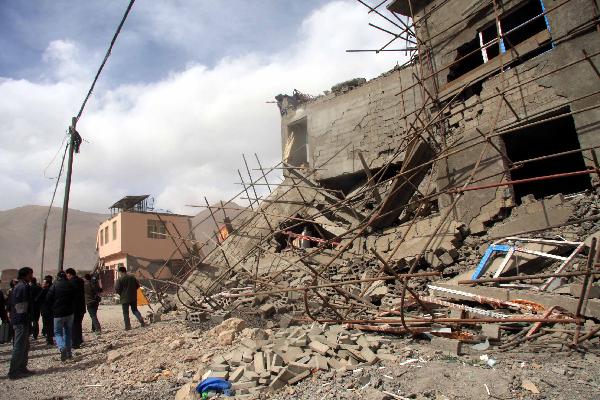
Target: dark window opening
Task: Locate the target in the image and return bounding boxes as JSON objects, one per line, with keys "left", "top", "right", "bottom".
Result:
{"left": 286, "top": 119, "right": 308, "bottom": 167}
{"left": 502, "top": 0, "right": 549, "bottom": 50}
{"left": 502, "top": 109, "right": 592, "bottom": 204}
{"left": 480, "top": 23, "right": 501, "bottom": 60}
{"left": 273, "top": 216, "right": 337, "bottom": 252}
{"left": 447, "top": 0, "right": 552, "bottom": 84}
{"left": 319, "top": 163, "right": 403, "bottom": 196}
{"left": 447, "top": 37, "right": 484, "bottom": 83}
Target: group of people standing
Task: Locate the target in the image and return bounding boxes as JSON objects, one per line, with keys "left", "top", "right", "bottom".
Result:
{"left": 2, "top": 265, "right": 146, "bottom": 380}
{"left": 2, "top": 267, "right": 103, "bottom": 379}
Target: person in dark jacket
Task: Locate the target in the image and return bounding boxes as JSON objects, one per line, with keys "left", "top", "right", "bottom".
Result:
{"left": 29, "top": 277, "right": 43, "bottom": 340}
{"left": 83, "top": 274, "right": 102, "bottom": 333}
{"left": 8, "top": 267, "right": 34, "bottom": 380}
{"left": 38, "top": 275, "right": 54, "bottom": 345}
{"left": 6, "top": 279, "right": 17, "bottom": 341}
{"left": 114, "top": 266, "right": 145, "bottom": 330}
{"left": 65, "top": 268, "right": 86, "bottom": 349}
{"left": 0, "top": 282, "right": 9, "bottom": 344}
{"left": 46, "top": 271, "right": 76, "bottom": 361}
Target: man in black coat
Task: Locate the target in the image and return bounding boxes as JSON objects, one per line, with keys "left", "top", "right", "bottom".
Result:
{"left": 65, "top": 268, "right": 85, "bottom": 349}
{"left": 29, "top": 277, "right": 43, "bottom": 340}
{"left": 38, "top": 275, "right": 54, "bottom": 345}
{"left": 114, "top": 266, "right": 145, "bottom": 330}
{"left": 46, "top": 271, "right": 75, "bottom": 361}
{"left": 8, "top": 267, "right": 34, "bottom": 380}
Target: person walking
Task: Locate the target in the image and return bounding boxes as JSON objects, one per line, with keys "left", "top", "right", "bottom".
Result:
{"left": 8, "top": 267, "right": 34, "bottom": 380}
{"left": 114, "top": 266, "right": 145, "bottom": 330}
{"left": 46, "top": 271, "right": 75, "bottom": 362}
{"left": 83, "top": 274, "right": 102, "bottom": 334}
{"left": 65, "top": 268, "right": 86, "bottom": 348}
{"left": 29, "top": 277, "right": 43, "bottom": 340}
{"left": 38, "top": 276, "right": 54, "bottom": 345}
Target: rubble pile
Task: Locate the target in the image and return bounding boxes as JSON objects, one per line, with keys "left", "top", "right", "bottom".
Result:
{"left": 183, "top": 321, "right": 398, "bottom": 398}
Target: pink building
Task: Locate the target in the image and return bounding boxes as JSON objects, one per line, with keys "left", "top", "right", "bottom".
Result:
{"left": 96, "top": 196, "right": 192, "bottom": 293}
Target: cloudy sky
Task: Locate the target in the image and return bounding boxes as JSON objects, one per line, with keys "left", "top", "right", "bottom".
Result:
{"left": 0, "top": 0, "right": 407, "bottom": 215}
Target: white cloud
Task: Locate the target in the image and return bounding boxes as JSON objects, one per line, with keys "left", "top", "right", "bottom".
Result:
{"left": 0, "top": 0, "right": 408, "bottom": 214}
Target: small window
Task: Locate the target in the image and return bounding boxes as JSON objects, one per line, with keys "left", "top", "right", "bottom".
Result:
{"left": 104, "top": 227, "right": 109, "bottom": 244}
{"left": 147, "top": 220, "right": 167, "bottom": 239}
{"left": 502, "top": 109, "right": 592, "bottom": 203}
{"left": 100, "top": 230, "right": 104, "bottom": 246}
{"left": 112, "top": 220, "right": 117, "bottom": 240}
{"left": 448, "top": 0, "right": 551, "bottom": 83}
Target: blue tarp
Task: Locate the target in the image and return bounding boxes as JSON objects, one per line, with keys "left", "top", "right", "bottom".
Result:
{"left": 196, "top": 377, "right": 232, "bottom": 396}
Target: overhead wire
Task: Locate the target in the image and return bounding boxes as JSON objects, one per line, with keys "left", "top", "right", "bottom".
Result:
{"left": 75, "top": 0, "right": 136, "bottom": 123}
{"left": 42, "top": 0, "right": 137, "bottom": 276}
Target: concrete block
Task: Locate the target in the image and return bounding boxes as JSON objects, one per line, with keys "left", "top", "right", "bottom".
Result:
{"left": 209, "top": 363, "right": 230, "bottom": 372}
{"left": 230, "top": 366, "right": 245, "bottom": 382}
{"left": 279, "top": 315, "right": 293, "bottom": 328}
{"left": 437, "top": 251, "right": 455, "bottom": 266}
{"left": 314, "top": 355, "right": 329, "bottom": 370}
{"left": 243, "top": 369, "right": 259, "bottom": 380}
{"left": 260, "top": 303, "right": 276, "bottom": 318}
{"left": 287, "top": 361, "right": 312, "bottom": 374}
{"left": 356, "top": 335, "right": 372, "bottom": 350}
{"left": 327, "top": 357, "right": 347, "bottom": 371}
{"left": 271, "top": 353, "right": 284, "bottom": 367}
{"left": 282, "top": 346, "right": 303, "bottom": 363}
{"left": 430, "top": 336, "right": 462, "bottom": 356}
{"left": 360, "top": 347, "right": 379, "bottom": 364}
{"left": 268, "top": 367, "right": 296, "bottom": 392}
{"left": 253, "top": 352, "right": 266, "bottom": 374}
{"left": 570, "top": 284, "right": 600, "bottom": 299}
{"left": 481, "top": 324, "right": 501, "bottom": 342}
{"left": 240, "top": 338, "right": 259, "bottom": 352}
{"left": 207, "top": 370, "right": 229, "bottom": 380}
{"left": 232, "top": 381, "right": 258, "bottom": 391}
{"left": 309, "top": 341, "right": 330, "bottom": 355}
{"left": 288, "top": 370, "right": 311, "bottom": 385}
{"left": 242, "top": 349, "right": 254, "bottom": 363}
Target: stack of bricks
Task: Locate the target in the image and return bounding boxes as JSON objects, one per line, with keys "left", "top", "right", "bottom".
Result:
{"left": 199, "top": 324, "right": 398, "bottom": 397}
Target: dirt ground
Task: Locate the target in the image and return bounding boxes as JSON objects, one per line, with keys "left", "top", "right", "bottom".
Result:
{"left": 1, "top": 306, "right": 599, "bottom": 400}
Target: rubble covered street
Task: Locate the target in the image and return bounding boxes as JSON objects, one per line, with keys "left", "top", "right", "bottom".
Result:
{"left": 1, "top": 305, "right": 599, "bottom": 399}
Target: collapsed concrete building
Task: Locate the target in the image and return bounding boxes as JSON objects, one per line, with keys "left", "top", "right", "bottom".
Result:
{"left": 167, "top": 3, "right": 600, "bottom": 390}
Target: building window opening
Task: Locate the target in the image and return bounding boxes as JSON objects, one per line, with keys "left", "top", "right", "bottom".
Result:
{"left": 100, "top": 230, "right": 104, "bottom": 246}
{"left": 147, "top": 220, "right": 167, "bottom": 239}
{"left": 273, "top": 216, "right": 338, "bottom": 253}
{"left": 447, "top": 37, "right": 484, "bottom": 82}
{"left": 502, "top": 109, "right": 592, "bottom": 204}
{"left": 104, "top": 227, "right": 109, "bottom": 245}
{"left": 112, "top": 220, "right": 117, "bottom": 240}
{"left": 502, "top": 0, "right": 550, "bottom": 51}
{"left": 285, "top": 118, "right": 308, "bottom": 167}
{"left": 448, "top": 0, "right": 552, "bottom": 83}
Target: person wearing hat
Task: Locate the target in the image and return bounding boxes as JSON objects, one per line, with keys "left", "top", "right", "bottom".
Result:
{"left": 46, "top": 270, "right": 76, "bottom": 361}
{"left": 8, "top": 267, "right": 34, "bottom": 380}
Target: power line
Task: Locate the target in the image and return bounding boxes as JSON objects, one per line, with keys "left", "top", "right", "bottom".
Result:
{"left": 55, "top": 0, "right": 137, "bottom": 272}
{"left": 40, "top": 141, "right": 69, "bottom": 278}
{"left": 76, "top": 0, "right": 136, "bottom": 122}
{"left": 43, "top": 132, "right": 69, "bottom": 179}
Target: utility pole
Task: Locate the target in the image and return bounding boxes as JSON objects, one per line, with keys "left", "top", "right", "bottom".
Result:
{"left": 57, "top": 117, "right": 81, "bottom": 272}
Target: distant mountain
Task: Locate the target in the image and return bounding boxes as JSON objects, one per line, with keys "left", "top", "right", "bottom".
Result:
{"left": 0, "top": 205, "right": 108, "bottom": 274}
